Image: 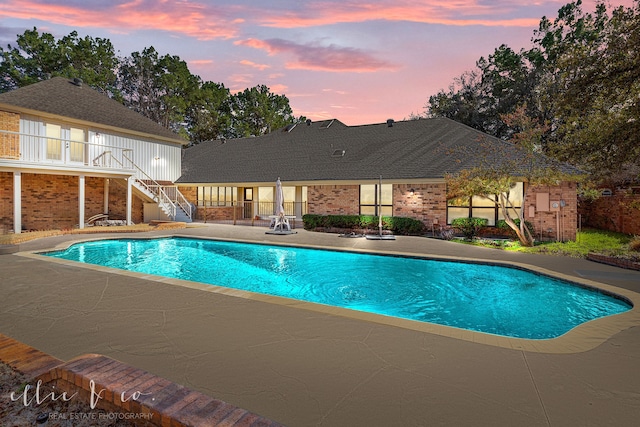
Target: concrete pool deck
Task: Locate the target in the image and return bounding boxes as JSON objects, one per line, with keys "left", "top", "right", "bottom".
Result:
{"left": 2, "top": 223, "right": 640, "bottom": 426}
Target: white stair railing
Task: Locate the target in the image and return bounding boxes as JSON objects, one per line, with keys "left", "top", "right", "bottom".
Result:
{"left": 122, "top": 150, "right": 191, "bottom": 221}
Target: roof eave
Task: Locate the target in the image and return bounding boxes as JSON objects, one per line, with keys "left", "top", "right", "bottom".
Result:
{"left": 0, "top": 103, "right": 188, "bottom": 146}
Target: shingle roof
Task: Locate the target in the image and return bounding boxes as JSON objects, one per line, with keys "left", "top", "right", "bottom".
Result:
{"left": 0, "top": 77, "right": 185, "bottom": 145}
{"left": 177, "top": 117, "right": 582, "bottom": 184}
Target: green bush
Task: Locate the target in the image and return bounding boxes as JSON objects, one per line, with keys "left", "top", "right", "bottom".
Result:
{"left": 302, "top": 214, "right": 325, "bottom": 230}
{"left": 387, "top": 217, "right": 425, "bottom": 235}
{"left": 325, "top": 215, "right": 361, "bottom": 228}
{"left": 496, "top": 218, "right": 535, "bottom": 237}
{"left": 451, "top": 217, "right": 488, "bottom": 240}
{"left": 302, "top": 214, "right": 425, "bottom": 235}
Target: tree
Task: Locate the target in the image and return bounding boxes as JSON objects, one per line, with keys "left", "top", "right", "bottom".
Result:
{"left": 0, "top": 28, "right": 118, "bottom": 96}
{"left": 446, "top": 106, "right": 572, "bottom": 246}
{"left": 426, "top": 45, "right": 536, "bottom": 140}
{"left": 1, "top": 28, "right": 302, "bottom": 141}
{"left": 186, "top": 81, "right": 232, "bottom": 144}
{"left": 58, "top": 31, "right": 119, "bottom": 95}
{"left": 117, "top": 47, "right": 200, "bottom": 135}
{"left": 428, "top": 0, "right": 640, "bottom": 183}
{"left": 535, "top": 1, "right": 640, "bottom": 180}
{"left": 228, "top": 85, "right": 296, "bottom": 137}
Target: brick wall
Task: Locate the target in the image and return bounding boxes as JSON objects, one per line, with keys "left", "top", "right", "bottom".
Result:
{"left": 0, "top": 174, "right": 144, "bottom": 233}
{"left": 0, "top": 111, "right": 20, "bottom": 159}
{"left": 393, "top": 183, "right": 447, "bottom": 227}
{"left": 525, "top": 181, "right": 578, "bottom": 241}
{"left": 0, "top": 172, "right": 13, "bottom": 232}
{"left": 308, "top": 185, "right": 360, "bottom": 215}
{"left": 580, "top": 193, "right": 640, "bottom": 235}
{"left": 308, "top": 181, "right": 577, "bottom": 241}
{"left": 106, "top": 178, "right": 144, "bottom": 224}
{"left": 195, "top": 206, "right": 241, "bottom": 221}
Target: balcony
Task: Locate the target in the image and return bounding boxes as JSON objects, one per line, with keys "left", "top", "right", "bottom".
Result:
{"left": 0, "top": 129, "right": 135, "bottom": 173}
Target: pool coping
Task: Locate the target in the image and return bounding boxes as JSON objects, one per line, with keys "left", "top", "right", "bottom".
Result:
{"left": 18, "top": 233, "right": 640, "bottom": 355}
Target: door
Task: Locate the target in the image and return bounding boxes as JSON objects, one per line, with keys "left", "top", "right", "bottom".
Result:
{"left": 243, "top": 188, "right": 253, "bottom": 219}
{"left": 45, "top": 123, "right": 86, "bottom": 164}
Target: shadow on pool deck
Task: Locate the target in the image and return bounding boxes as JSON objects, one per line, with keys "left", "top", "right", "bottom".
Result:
{"left": 2, "top": 222, "right": 640, "bottom": 426}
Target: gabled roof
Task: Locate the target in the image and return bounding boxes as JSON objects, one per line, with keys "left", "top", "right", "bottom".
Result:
{"left": 177, "top": 117, "right": 582, "bottom": 184}
{"left": 0, "top": 77, "right": 185, "bottom": 145}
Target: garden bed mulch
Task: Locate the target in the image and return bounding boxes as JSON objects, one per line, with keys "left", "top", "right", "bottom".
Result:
{"left": 586, "top": 253, "right": 640, "bottom": 271}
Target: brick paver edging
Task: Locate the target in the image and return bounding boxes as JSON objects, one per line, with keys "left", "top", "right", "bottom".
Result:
{"left": 0, "top": 334, "right": 283, "bottom": 427}
{"left": 587, "top": 253, "right": 640, "bottom": 271}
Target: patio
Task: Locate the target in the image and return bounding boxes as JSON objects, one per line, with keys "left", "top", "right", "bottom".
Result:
{"left": 1, "top": 223, "right": 640, "bottom": 426}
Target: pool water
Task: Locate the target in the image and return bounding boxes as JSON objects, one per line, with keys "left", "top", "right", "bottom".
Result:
{"left": 43, "top": 237, "right": 632, "bottom": 339}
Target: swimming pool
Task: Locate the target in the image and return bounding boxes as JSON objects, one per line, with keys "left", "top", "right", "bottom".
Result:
{"left": 43, "top": 237, "right": 632, "bottom": 339}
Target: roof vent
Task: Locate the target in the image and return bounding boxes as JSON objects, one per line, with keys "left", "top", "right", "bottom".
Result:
{"left": 332, "top": 149, "right": 346, "bottom": 157}
{"left": 306, "top": 119, "right": 312, "bottom": 126}
{"left": 284, "top": 123, "right": 297, "bottom": 132}
{"left": 71, "top": 77, "right": 83, "bottom": 87}
{"left": 387, "top": 119, "right": 394, "bottom": 127}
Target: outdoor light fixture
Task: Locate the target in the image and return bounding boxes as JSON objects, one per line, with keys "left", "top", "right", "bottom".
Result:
{"left": 409, "top": 188, "right": 415, "bottom": 195}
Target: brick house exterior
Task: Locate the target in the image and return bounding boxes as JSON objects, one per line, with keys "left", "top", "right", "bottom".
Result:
{"left": 176, "top": 118, "right": 582, "bottom": 241}
{"left": 0, "top": 77, "right": 188, "bottom": 233}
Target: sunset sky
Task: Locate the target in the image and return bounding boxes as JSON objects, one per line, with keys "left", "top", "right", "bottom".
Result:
{"left": 0, "top": 0, "right": 634, "bottom": 125}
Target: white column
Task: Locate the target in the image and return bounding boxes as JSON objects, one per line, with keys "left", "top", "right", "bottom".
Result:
{"left": 126, "top": 177, "right": 132, "bottom": 225}
{"left": 103, "top": 179, "right": 109, "bottom": 214}
{"left": 295, "top": 186, "right": 303, "bottom": 218}
{"left": 78, "top": 175, "right": 85, "bottom": 229}
{"left": 13, "top": 171, "right": 21, "bottom": 234}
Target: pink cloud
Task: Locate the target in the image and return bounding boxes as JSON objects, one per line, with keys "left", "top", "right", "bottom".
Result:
{"left": 257, "top": 0, "right": 543, "bottom": 28}
{"left": 190, "top": 59, "right": 214, "bottom": 65}
{"left": 235, "top": 38, "right": 398, "bottom": 72}
{"left": 239, "top": 60, "right": 271, "bottom": 70}
{"left": 0, "top": 0, "right": 241, "bottom": 40}
{"left": 269, "top": 84, "right": 289, "bottom": 94}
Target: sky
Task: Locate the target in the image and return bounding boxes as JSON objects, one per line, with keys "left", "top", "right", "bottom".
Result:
{"left": 0, "top": 0, "right": 635, "bottom": 126}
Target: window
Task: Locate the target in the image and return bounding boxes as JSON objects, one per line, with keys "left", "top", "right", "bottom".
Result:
{"left": 447, "top": 182, "right": 524, "bottom": 226}
{"left": 197, "top": 187, "right": 237, "bottom": 206}
{"left": 45, "top": 124, "right": 86, "bottom": 162}
{"left": 46, "top": 124, "right": 61, "bottom": 160}
{"left": 69, "top": 127, "right": 85, "bottom": 163}
{"left": 360, "top": 184, "right": 393, "bottom": 216}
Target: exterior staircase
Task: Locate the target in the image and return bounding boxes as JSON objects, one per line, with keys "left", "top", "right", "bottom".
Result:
{"left": 121, "top": 152, "right": 192, "bottom": 223}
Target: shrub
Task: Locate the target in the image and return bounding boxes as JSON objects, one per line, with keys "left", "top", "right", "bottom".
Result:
{"left": 302, "top": 214, "right": 325, "bottom": 230}
{"left": 387, "top": 217, "right": 425, "bottom": 235}
{"left": 496, "top": 218, "right": 535, "bottom": 237}
{"left": 302, "top": 214, "right": 425, "bottom": 235}
{"left": 630, "top": 236, "right": 640, "bottom": 252}
{"left": 451, "top": 217, "right": 488, "bottom": 240}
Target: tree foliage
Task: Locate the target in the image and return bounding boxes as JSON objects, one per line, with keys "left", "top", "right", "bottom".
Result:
{"left": 0, "top": 28, "right": 118, "bottom": 95}
{"left": 0, "top": 28, "right": 299, "bottom": 143}
{"left": 446, "top": 108, "right": 575, "bottom": 246}
{"left": 427, "top": 0, "right": 640, "bottom": 182}
{"left": 228, "top": 85, "right": 296, "bottom": 138}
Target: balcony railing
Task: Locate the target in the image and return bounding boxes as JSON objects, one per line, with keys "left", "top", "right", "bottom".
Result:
{"left": 196, "top": 201, "right": 307, "bottom": 218}
{"left": 0, "top": 129, "right": 134, "bottom": 171}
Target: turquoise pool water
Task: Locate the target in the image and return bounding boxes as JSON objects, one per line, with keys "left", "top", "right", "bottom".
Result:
{"left": 43, "top": 237, "right": 632, "bottom": 339}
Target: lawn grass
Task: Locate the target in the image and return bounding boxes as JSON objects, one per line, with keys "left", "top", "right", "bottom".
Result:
{"left": 517, "top": 229, "right": 633, "bottom": 257}
{"left": 456, "top": 228, "right": 636, "bottom": 258}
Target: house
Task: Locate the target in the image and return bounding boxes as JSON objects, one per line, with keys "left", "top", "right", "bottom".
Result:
{"left": 176, "top": 118, "right": 581, "bottom": 241}
{"left": 0, "top": 77, "right": 191, "bottom": 234}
